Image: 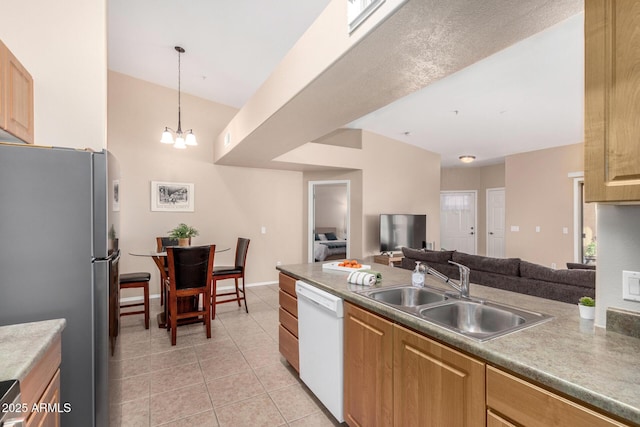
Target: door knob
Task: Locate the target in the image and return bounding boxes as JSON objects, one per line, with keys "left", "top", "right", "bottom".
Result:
{"left": 470, "top": 232, "right": 474, "bottom": 235}
{"left": 489, "top": 232, "right": 494, "bottom": 235}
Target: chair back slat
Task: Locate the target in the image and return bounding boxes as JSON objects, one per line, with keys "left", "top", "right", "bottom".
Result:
{"left": 167, "top": 245, "right": 215, "bottom": 291}
{"left": 235, "top": 238, "right": 251, "bottom": 268}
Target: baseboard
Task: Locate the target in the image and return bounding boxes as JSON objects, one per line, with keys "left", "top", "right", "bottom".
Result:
{"left": 120, "top": 280, "right": 278, "bottom": 304}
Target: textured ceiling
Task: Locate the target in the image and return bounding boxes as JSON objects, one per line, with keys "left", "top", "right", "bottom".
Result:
{"left": 108, "top": 0, "right": 584, "bottom": 169}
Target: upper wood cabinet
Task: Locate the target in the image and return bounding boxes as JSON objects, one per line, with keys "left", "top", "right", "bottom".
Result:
{"left": 0, "top": 39, "right": 34, "bottom": 144}
{"left": 585, "top": 0, "right": 640, "bottom": 202}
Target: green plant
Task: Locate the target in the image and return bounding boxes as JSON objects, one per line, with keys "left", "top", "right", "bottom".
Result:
{"left": 584, "top": 238, "right": 597, "bottom": 257}
{"left": 579, "top": 296, "right": 595, "bottom": 307}
{"left": 168, "top": 223, "right": 199, "bottom": 239}
{"left": 108, "top": 224, "right": 117, "bottom": 240}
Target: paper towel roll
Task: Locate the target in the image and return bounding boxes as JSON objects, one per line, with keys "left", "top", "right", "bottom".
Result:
{"left": 347, "top": 271, "right": 377, "bottom": 286}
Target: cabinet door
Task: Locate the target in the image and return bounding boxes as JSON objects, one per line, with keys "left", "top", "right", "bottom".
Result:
{"left": 26, "top": 369, "right": 60, "bottom": 427}
{"left": 0, "top": 40, "right": 34, "bottom": 144}
{"left": 344, "top": 302, "right": 393, "bottom": 427}
{"left": 585, "top": 0, "right": 640, "bottom": 202}
{"left": 393, "top": 325, "right": 486, "bottom": 427}
{"left": 487, "top": 410, "right": 517, "bottom": 427}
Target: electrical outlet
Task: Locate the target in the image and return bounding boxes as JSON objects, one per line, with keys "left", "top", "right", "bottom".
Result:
{"left": 551, "top": 263, "right": 556, "bottom": 269}
{"left": 261, "top": 226, "right": 267, "bottom": 234}
{"left": 623, "top": 271, "right": 640, "bottom": 302}
{"left": 510, "top": 225, "right": 519, "bottom": 232}
{"left": 535, "top": 226, "right": 541, "bottom": 233}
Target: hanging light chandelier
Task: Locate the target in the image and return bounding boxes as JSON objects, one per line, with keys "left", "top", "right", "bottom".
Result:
{"left": 160, "top": 46, "right": 197, "bottom": 149}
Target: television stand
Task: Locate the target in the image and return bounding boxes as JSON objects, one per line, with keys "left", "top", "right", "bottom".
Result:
{"left": 374, "top": 254, "right": 403, "bottom": 267}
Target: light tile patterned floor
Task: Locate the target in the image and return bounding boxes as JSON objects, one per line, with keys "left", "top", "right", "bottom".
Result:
{"left": 109, "top": 284, "right": 344, "bottom": 427}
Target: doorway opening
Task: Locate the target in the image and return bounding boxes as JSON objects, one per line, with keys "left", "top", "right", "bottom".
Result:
{"left": 308, "top": 181, "right": 350, "bottom": 263}
{"left": 573, "top": 177, "right": 597, "bottom": 264}
{"left": 440, "top": 191, "right": 477, "bottom": 254}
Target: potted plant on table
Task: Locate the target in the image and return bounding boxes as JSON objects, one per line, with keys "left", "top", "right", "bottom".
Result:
{"left": 578, "top": 296, "right": 596, "bottom": 320}
{"left": 168, "top": 223, "right": 199, "bottom": 247}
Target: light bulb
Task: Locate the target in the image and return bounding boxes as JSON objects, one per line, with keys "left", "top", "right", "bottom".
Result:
{"left": 185, "top": 131, "right": 197, "bottom": 146}
{"left": 174, "top": 136, "right": 186, "bottom": 149}
{"left": 160, "top": 128, "right": 174, "bottom": 144}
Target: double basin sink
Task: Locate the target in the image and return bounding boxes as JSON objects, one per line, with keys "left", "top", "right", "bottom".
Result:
{"left": 357, "top": 285, "right": 552, "bottom": 341}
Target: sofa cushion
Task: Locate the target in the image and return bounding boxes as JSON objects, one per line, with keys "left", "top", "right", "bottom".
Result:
{"left": 402, "top": 247, "right": 454, "bottom": 265}
{"left": 520, "top": 261, "right": 595, "bottom": 289}
{"left": 452, "top": 252, "right": 521, "bottom": 276}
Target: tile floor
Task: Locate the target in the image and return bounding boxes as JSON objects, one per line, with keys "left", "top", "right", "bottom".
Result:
{"left": 109, "top": 284, "right": 343, "bottom": 427}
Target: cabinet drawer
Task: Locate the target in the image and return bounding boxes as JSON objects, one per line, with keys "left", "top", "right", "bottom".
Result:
{"left": 486, "top": 366, "right": 626, "bottom": 427}
{"left": 279, "top": 289, "right": 297, "bottom": 317}
{"left": 279, "top": 307, "right": 298, "bottom": 337}
{"left": 278, "top": 324, "right": 299, "bottom": 372}
{"left": 279, "top": 272, "right": 296, "bottom": 297}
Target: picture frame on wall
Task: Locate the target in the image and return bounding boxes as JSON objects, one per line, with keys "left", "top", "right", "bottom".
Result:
{"left": 150, "top": 181, "right": 195, "bottom": 212}
{"left": 112, "top": 180, "right": 120, "bottom": 212}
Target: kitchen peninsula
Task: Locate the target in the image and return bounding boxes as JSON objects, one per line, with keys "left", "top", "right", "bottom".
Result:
{"left": 277, "top": 261, "right": 640, "bottom": 426}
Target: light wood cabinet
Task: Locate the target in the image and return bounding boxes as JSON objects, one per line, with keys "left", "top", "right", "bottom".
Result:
{"left": 278, "top": 272, "right": 299, "bottom": 372}
{"left": 487, "top": 410, "right": 517, "bottom": 427}
{"left": 584, "top": 0, "right": 640, "bottom": 202}
{"left": 21, "top": 335, "right": 62, "bottom": 427}
{"left": 0, "top": 39, "right": 34, "bottom": 144}
{"left": 486, "top": 365, "right": 628, "bottom": 427}
{"left": 394, "top": 324, "right": 486, "bottom": 427}
{"left": 344, "top": 302, "right": 394, "bottom": 427}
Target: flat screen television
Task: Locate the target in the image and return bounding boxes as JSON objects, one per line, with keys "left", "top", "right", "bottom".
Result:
{"left": 379, "top": 214, "right": 427, "bottom": 253}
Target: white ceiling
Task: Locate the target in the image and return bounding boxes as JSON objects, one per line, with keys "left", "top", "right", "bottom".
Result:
{"left": 108, "top": 1, "right": 584, "bottom": 168}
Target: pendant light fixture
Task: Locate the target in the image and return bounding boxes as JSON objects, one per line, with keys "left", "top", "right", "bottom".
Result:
{"left": 160, "top": 46, "right": 197, "bottom": 149}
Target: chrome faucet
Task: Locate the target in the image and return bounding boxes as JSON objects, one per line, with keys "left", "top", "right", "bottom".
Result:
{"left": 424, "top": 261, "right": 471, "bottom": 298}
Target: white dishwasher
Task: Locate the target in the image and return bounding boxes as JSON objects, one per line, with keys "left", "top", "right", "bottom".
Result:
{"left": 295, "top": 280, "right": 344, "bottom": 423}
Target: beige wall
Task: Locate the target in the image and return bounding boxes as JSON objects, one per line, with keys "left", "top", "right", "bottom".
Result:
{"left": 505, "top": 143, "right": 583, "bottom": 268}
{"left": 108, "top": 72, "right": 303, "bottom": 298}
{"left": 441, "top": 164, "right": 505, "bottom": 255}
{"left": 302, "top": 131, "right": 440, "bottom": 261}
{"left": 0, "top": 0, "right": 106, "bottom": 151}
{"left": 362, "top": 132, "right": 441, "bottom": 255}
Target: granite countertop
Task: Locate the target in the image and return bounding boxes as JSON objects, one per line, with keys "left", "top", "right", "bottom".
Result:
{"left": 277, "top": 261, "right": 640, "bottom": 425}
{"left": 0, "top": 319, "right": 66, "bottom": 382}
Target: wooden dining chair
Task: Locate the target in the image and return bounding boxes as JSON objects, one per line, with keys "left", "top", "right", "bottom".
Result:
{"left": 166, "top": 245, "right": 214, "bottom": 345}
{"left": 156, "top": 236, "right": 184, "bottom": 305}
{"left": 211, "top": 238, "right": 250, "bottom": 319}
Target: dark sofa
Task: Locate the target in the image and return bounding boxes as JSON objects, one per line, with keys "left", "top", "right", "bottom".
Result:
{"left": 400, "top": 247, "right": 595, "bottom": 304}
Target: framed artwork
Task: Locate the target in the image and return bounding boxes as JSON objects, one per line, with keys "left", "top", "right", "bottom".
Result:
{"left": 112, "top": 180, "right": 120, "bottom": 212}
{"left": 150, "top": 181, "right": 195, "bottom": 212}
{"left": 348, "top": 0, "right": 386, "bottom": 33}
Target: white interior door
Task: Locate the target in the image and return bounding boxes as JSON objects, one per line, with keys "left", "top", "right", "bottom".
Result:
{"left": 440, "top": 191, "right": 477, "bottom": 254}
{"left": 486, "top": 188, "right": 506, "bottom": 258}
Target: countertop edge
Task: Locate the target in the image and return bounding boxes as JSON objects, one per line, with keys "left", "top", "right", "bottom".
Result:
{"left": 277, "top": 264, "right": 640, "bottom": 425}
{"left": 0, "top": 318, "right": 66, "bottom": 382}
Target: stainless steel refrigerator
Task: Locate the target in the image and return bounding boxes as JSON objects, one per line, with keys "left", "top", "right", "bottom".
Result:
{"left": 0, "top": 142, "right": 119, "bottom": 427}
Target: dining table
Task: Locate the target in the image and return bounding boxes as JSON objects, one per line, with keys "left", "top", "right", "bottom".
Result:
{"left": 129, "top": 246, "right": 230, "bottom": 328}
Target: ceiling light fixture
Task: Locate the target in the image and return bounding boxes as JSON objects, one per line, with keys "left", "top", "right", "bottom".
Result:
{"left": 459, "top": 155, "right": 476, "bottom": 163}
{"left": 160, "top": 46, "right": 197, "bottom": 149}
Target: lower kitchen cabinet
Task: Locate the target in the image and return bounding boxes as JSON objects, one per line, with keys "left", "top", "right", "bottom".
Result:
{"left": 21, "top": 335, "right": 62, "bottom": 427}
{"left": 343, "top": 302, "right": 485, "bottom": 427}
{"left": 394, "top": 324, "right": 486, "bottom": 427}
{"left": 278, "top": 272, "right": 299, "bottom": 372}
{"left": 344, "top": 302, "right": 394, "bottom": 427}
{"left": 486, "top": 366, "right": 628, "bottom": 427}
{"left": 487, "top": 410, "right": 517, "bottom": 427}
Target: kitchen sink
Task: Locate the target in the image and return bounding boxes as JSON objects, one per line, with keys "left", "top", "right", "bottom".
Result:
{"left": 356, "top": 286, "right": 552, "bottom": 341}
{"left": 418, "top": 300, "right": 551, "bottom": 341}
{"left": 362, "top": 285, "right": 448, "bottom": 307}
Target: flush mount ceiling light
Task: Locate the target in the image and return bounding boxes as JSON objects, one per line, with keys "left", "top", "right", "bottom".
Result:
{"left": 459, "top": 155, "right": 476, "bottom": 163}
{"left": 160, "top": 46, "right": 197, "bottom": 149}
